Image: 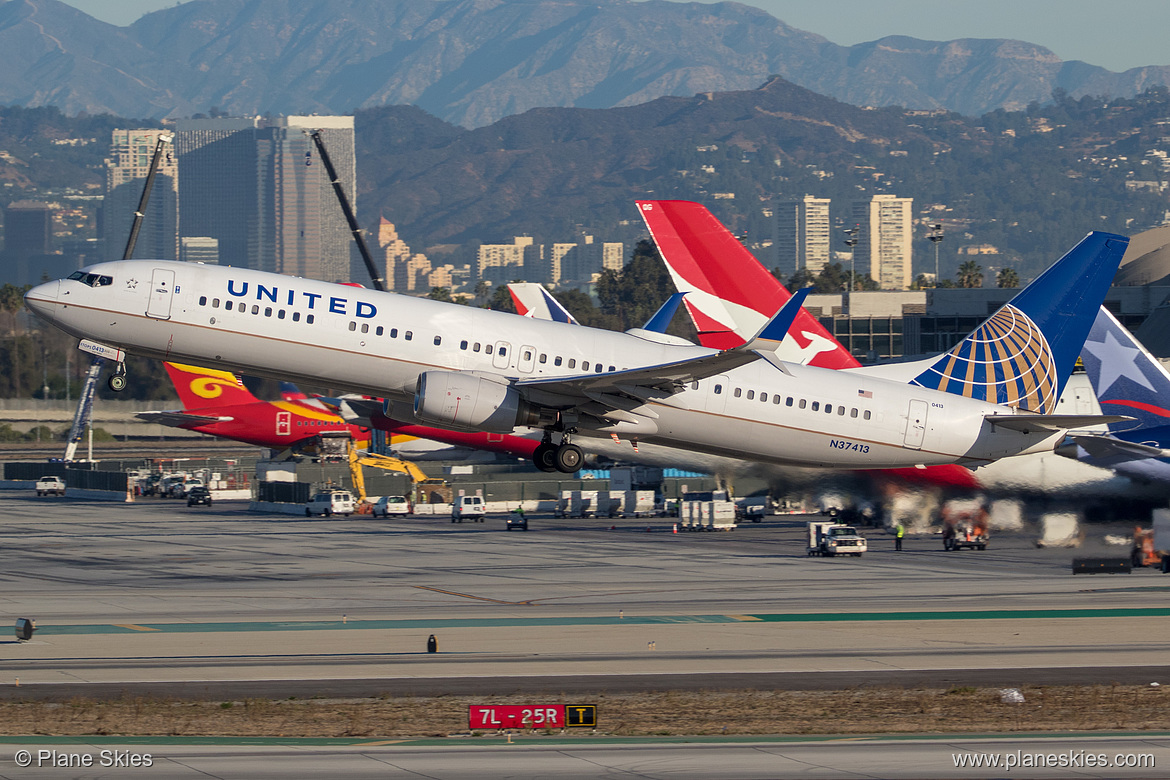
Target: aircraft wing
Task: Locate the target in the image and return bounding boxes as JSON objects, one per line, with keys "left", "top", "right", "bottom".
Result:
{"left": 516, "top": 291, "right": 810, "bottom": 415}
{"left": 517, "top": 347, "right": 764, "bottom": 399}
{"left": 136, "top": 410, "right": 232, "bottom": 428}
{"left": 985, "top": 414, "right": 1131, "bottom": 433}
{"left": 1071, "top": 434, "right": 1168, "bottom": 461}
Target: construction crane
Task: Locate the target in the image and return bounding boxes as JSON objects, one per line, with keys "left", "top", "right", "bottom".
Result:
{"left": 307, "top": 129, "right": 385, "bottom": 292}
{"left": 347, "top": 441, "right": 445, "bottom": 506}
{"left": 63, "top": 133, "right": 172, "bottom": 460}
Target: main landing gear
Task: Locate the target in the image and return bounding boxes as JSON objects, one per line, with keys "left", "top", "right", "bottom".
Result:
{"left": 107, "top": 362, "right": 127, "bottom": 393}
{"left": 533, "top": 433, "right": 583, "bottom": 474}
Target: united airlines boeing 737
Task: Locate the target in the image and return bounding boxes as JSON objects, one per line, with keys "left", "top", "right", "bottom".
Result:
{"left": 24, "top": 229, "right": 1127, "bottom": 474}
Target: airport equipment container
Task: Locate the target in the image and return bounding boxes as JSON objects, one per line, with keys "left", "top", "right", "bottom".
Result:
{"left": 555, "top": 490, "right": 599, "bottom": 518}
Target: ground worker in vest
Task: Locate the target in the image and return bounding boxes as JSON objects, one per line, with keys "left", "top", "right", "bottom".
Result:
{"left": 895, "top": 522, "right": 905, "bottom": 551}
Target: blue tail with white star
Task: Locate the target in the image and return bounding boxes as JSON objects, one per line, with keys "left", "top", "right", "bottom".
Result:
{"left": 1081, "top": 306, "right": 1170, "bottom": 441}
{"left": 908, "top": 231, "right": 1128, "bottom": 413}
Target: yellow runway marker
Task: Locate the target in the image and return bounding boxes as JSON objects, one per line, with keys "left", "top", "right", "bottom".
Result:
{"left": 726, "top": 615, "right": 762, "bottom": 621}
{"left": 113, "top": 624, "right": 160, "bottom": 632}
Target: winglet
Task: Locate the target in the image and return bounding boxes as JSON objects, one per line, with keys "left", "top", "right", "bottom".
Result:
{"left": 742, "top": 288, "right": 811, "bottom": 352}
{"left": 641, "top": 292, "right": 688, "bottom": 333}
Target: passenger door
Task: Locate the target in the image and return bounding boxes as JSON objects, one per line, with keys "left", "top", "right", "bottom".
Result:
{"left": 276, "top": 412, "right": 291, "bottom": 437}
{"left": 146, "top": 268, "right": 175, "bottom": 320}
{"left": 904, "top": 399, "right": 929, "bottom": 449}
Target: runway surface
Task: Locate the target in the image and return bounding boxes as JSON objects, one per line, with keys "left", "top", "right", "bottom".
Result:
{"left": 0, "top": 492, "right": 1165, "bottom": 700}
{"left": 0, "top": 734, "right": 1166, "bottom": 779}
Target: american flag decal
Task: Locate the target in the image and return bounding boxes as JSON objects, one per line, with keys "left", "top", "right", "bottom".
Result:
{"left": 910, "top": 304, "right": 1057, "bottom": 413}
{"left": 858, "top": 389, "right": 873, "bottom": 398}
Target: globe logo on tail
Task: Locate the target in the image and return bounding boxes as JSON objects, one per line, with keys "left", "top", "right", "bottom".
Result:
{"left": 912, "top": 304, "right": 1057, "bottom": 413}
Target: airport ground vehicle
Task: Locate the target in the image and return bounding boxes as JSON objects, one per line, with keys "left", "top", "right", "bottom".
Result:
{"left": 186, "top": 486, "right": 212, "bottom": 507}
{"left": 35, "top": 476, "right": 65, "bottom": 496}
{"left": 306, "top": 490, "right": 355, "bottom": 517}
{"left": 1132, "top": 510, "right": 1170, "bottom": 571}
{"left": 807, "top": 521, "right": 867, "bottom": 557}
{"left": 506, "top": 509, "right": 528, "bottom": 531}
{"left": 372, "top": 495, "right": 412, "bottom": 517}
{"left": 451, "top": 495, "right": 485, "bottom": 523}
{"left": 941, "top": 500, "right": 989, "bottom": 550}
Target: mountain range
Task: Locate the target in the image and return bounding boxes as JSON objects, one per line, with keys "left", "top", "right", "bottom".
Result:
{"left": 3, "top": 0, "right": 1170, "bottom": 128}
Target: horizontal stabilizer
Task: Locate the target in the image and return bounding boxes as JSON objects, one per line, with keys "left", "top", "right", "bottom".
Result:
{"left": 1072, "top": 434, "right": 1167, "bottom": 460}
{"left": 986, "top": 414, "right": 1131, "bottom": 433}
{"left": 136, "top": 410, "right": 231, "bottom": 427}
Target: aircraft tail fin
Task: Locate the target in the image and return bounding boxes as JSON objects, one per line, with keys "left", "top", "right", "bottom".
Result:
{"left": 910, "top": 232, "right": 1128, "bottom": 413}
{"left": 636, "top": 200, "right": 858, "bottom": 367}
{"left": 164, "top": 362, "right": 259, "bottom": 410}
{"left": 507, "top": 282, "right": 579, "bottom": 325}
{"left": 1081, "top": 305, "right": 1170, "bottom": 436}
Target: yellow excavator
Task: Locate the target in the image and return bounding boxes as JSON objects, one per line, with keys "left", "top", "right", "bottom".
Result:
{"left": 347, "top": 443, "right": 448, "bottom": 512}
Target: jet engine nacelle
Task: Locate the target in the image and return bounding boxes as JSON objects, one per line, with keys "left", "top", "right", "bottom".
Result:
{"left": 414, "top": 371, "right": 534, "bottom": 433}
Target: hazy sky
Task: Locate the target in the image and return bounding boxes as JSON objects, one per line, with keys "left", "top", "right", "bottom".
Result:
{"left": 61, "top": 0, "right": 1170, "bottom": 73}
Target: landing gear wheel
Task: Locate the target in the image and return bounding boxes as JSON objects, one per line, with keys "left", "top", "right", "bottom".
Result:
{"left": 107, "top": 373, "right": 127, "bottom": 392}
{"left": 553, "top": 443, "right": 583, "bottom": 473}
{"left": 533, "top": 442, "right": 559, "bottom": 473}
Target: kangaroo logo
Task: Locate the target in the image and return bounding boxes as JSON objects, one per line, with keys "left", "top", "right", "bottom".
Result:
{"left": 912, "top": 304, "right": 1057, "bottom": 413}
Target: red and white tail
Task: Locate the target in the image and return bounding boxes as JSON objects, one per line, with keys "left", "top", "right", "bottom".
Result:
{"left": 636, "top": 200, "right": 857, "bottom": 369}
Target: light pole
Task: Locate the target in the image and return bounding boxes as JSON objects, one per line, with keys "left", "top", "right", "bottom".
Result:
{"left": 843, "top": 224, "right": 860, "bottom": 313}
{"left": 927, "top": 222, "right": 944, "bottom": 287}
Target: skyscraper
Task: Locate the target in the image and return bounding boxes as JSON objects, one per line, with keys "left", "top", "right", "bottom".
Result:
{"left": 175, "top": 116, "right": 357, "bottom": 282}
{"left": 850, "top": 195, "right": 913, "bottom": 290}
{"left": 774, "top": 195, "right": 831, "bottom": 277}
{"left": 103, "top": 129, "right": 179, "bottom": 263}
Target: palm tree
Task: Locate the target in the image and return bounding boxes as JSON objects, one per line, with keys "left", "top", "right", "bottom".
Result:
{"left": 996, "top": 267, "right": 1020, "bottom": 288}
{"left": 956, "top": 260, "right": 984, "bottom": 289}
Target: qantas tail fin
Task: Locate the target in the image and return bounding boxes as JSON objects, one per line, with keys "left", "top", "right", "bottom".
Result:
{"left": 1081, "top": 305, "right": 1170, "bottom": 437}
{"left": 507, "top": 282, "right": 579, "bottom": 325}
{"left": 636, "top": 200, "right": 858, "bottom": 368}
{"left": 164, "top": 362, "right": 260, "bottom": 410}
{"left": 908, "top": 232, "right": 1128, "bottom": 413}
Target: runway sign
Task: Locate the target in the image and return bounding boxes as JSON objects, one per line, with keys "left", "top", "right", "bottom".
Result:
{"left": 469, "top": 704, "right": 597, "bottom": 729}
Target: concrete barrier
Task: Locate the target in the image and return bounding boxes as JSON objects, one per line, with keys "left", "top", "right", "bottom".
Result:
{"left": 210, "top": 489, "right": 253, "bottom": 500}
{"left": 66, "top": 488, "right": 132, "bottom": 502}
{"left": 0, "top": 480, "right": 35, "bottom": 490}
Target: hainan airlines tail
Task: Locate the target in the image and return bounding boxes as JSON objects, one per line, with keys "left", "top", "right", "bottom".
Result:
{"left": 164, "top": 362, "right": 261, "bottom": 409}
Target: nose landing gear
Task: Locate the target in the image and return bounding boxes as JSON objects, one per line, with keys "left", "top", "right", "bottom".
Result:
{"left": 107, "top": 362, "right": 127, "bottom": 392}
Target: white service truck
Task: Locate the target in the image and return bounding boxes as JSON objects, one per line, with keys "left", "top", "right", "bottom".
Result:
{"left": 35, "top": 476, "right": 66, "bottom": 496}
{"left": 807, "top": 521, "right": 868, "bottom": 557}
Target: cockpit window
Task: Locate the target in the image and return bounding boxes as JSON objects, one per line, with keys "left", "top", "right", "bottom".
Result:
{"left": 69, "top": 272, "right": 113, "bottom": 288}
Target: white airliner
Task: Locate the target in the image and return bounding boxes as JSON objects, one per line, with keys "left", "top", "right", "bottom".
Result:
{"left": 25, "top": 230, "right": 1126, "bottom": 474}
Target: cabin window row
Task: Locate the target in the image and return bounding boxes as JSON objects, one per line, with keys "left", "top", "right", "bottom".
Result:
{"left": 199, "top": 296, "right": 315, "bottom": 324}
{"left": 712, "top": 384, "right": 872, "bottom": 420}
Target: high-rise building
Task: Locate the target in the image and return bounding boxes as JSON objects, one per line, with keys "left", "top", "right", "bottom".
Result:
{"left": 774, "top": 195, "right": 831, "bottom": 277}
{"left": 850, "top": 195, "right": 913, "bottom": 290}
{"left": 477, "top": 237, "right": 535, "bottom": 285}
{"left": 102, "top": 129, "right": 179, "bottom": 263}
{"left": 2, "top": 201, "right": 61, "bottom": 285}
{"left": 175, "top": 116, "right": 357, "bottom": 282}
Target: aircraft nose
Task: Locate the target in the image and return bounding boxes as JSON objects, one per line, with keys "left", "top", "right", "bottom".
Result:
{"left": 24, "top": 280, "right": 59, "bottom": 317}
